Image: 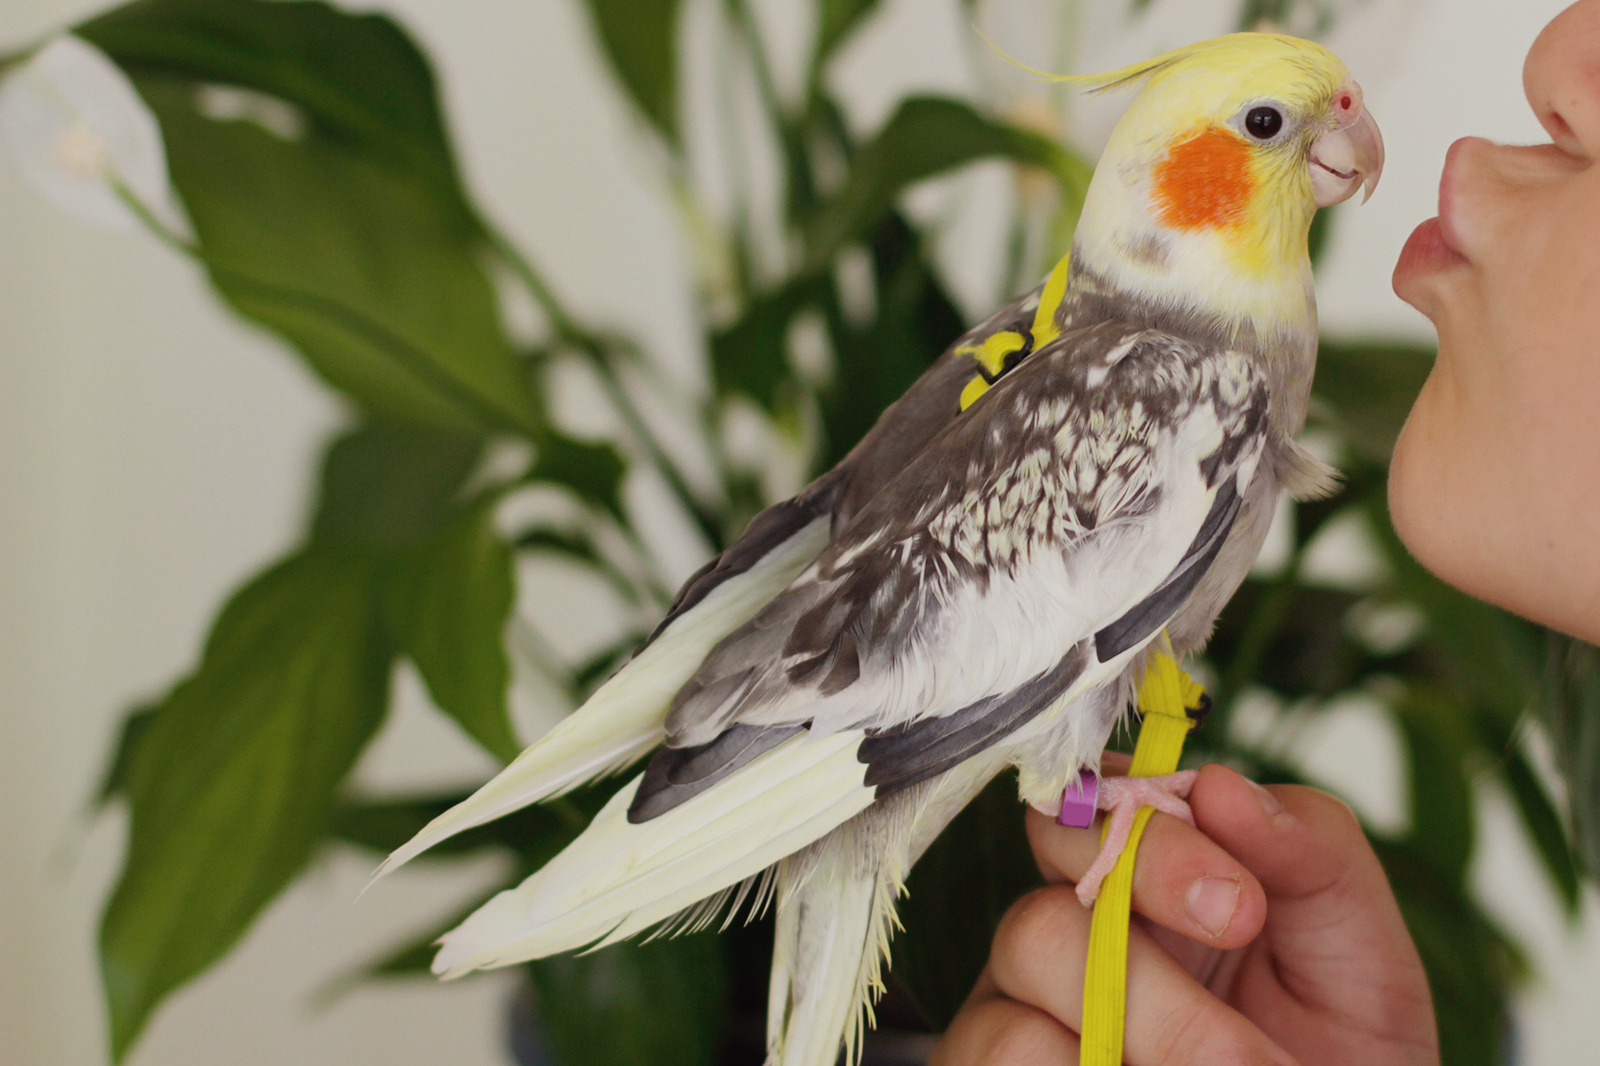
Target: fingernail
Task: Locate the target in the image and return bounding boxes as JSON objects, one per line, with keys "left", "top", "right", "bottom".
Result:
{"left": 1186, "top": 876, "right": 1240, "bottom": 939}
{"left": 1248, "top": 779, "right": 1283, "bottom": 817}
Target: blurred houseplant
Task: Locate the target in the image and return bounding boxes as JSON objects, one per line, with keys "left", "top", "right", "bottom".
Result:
{"left": 3, "top": 0, "right": 1596, "bottom": 1063}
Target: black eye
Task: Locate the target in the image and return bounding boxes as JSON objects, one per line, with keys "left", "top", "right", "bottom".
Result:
{"left": 1245, "top": 106, "right": 1283, "bottom": 140}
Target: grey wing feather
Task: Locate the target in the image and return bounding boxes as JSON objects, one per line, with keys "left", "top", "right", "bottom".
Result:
{"left": 856, "top": 640, "right": 1094, "bottom": 798}
{"left": 628, "top": 724, "right": 806, "bottom": 822}
{"left": 639, "top": 472, "right": 845, "bottom": 647}
{"left": 1093, "top": 476, "right": 1242, "bottom": 661}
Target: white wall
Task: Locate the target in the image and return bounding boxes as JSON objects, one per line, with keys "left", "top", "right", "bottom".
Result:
{"left": 2, "top": 1, "right": 1596, "bottom": 1064}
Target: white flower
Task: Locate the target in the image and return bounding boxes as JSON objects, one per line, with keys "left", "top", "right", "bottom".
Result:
{"left": 0, "top": 34, "right": 183, "bottom": 233}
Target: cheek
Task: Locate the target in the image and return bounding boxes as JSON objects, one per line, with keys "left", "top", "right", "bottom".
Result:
{"left": 1150, "top": 127, "right": 1256, "bottom": 230}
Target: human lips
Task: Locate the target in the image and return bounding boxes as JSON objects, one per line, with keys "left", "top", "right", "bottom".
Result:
{"left": 1394, "top": 217, "right": 1466, "bottom": 286}
{"left": 1434, "top": 136, "right": 1488, "bottom": 260}
{"left": 1393, "top": 140, "right": 1477, "bottom": 289}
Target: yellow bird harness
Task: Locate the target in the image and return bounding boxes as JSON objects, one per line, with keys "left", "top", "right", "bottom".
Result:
{"left": 1078, "top": 651, "right": 1205, "bottom": 1065}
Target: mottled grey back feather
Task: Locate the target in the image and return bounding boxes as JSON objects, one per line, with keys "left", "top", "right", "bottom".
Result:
{"left": 636, "top": 286, "right": 1055, "bottom": 657}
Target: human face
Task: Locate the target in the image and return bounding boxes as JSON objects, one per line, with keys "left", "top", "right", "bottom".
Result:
{"left": 1388, "top": 0, "right": 1600, "bottom": 642}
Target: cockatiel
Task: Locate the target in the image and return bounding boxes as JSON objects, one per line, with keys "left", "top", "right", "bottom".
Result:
{"left": 374, "top": 32, "right": 1383, "bottom": 1066}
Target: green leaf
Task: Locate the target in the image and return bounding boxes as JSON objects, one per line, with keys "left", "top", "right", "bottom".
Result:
{"left": 531, "top": 433, "right": 628, "bottom": 522}
{"left": 516, "top": 527, "right": 606, "bottom": 560}
{"left": 1376, "top": 836, "right": 1521, "bottom": 1066}
{"left": 324, "top": 890, "right": 494, "bottom": 995}
{"left": 1395, "top": 687, "right": 1476, "bottom": 886}
{"left": 385, "top": 497, "right": 519, "bottom": 762}
{"left": 78, "top": 0, "right": 469, "bottom": 215}
{"left": 318, "top": 882, "right": 516, "bottom": 1005}
{"left": 322, "top": 783, "right": 625, "bottom": 1002}
{"left": 807, "top": 97, "right": 1087, "bottom": 265}
{"left": 1307, "top": 205, "right": 1333, "bottom": 268}
{"left": 821, "top": 212, "right": 964, "bottom": 467}
{"left": 527, "top": 932, "right": 726, "bottom": 1066}
{"left": 1498, "top": 740, "right": 1582, "bottom": 914}
{"left": 328, "top": 783, "right": 615, "bottom": 868}
{"left": 572, "top": 633, "right": 650, "bottom": 695}
{"left": 1366, "top": 495, "right": 1540, "bottom": 724}
{"left": 1207, "top": 578, "right": 1374, "bottom": 705}
{"left": 1237, "top": 0, "right": 1292, "bottom": 31}
{"left": 894, "top": 773, "right": 1043, "bottom": 1029}
{"left": 710, "top": 275, "right": 829, "bottom": 410}
{"left": 1543, "top": 633, "right": 1600, "bottom": 878}
{"left": 133, "top": 77, "right": 539, "bottom": 433}
{"left": 99, "top": 549, "right": 392, "bottom": 1061}
{"left": 579, "top": 0, "right": 682, "bottom": 144}
{"left": 97, "top": 704, "right": 158, "bottom": 804}
{"left": 81, "top": 0, "right": 541, "bottom": 434}
{"left": 328, "top": 792, "right": 472, "bottom": 856}
{"left": 310, "top": 422, "right": 483, "bottom": 552}
{"left": 813, "top": 0, "right": 881, "bottom": 72}
{"left": 516, "top": 526, "right": 643, "bottom": 608}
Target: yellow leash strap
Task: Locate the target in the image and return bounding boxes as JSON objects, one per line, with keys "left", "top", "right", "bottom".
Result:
{"left": 1079, "top": 652, "right": 1204, "bottom": 1066}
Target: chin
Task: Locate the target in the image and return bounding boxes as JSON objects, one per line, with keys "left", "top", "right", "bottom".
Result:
{"left": 1387, "top": 378, "right": 1489, "bottom": 599}
{"left": 1392, "top": 390, "right": 1600, "bottom": 645}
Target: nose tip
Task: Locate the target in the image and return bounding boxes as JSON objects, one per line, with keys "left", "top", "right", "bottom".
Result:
{"left": 1523, "top": 0, "right": 1600, "bottom": 157}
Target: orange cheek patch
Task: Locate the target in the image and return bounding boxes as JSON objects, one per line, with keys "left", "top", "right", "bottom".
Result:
{"left": 1151, "top": 126, "right": 1256, "bottom": 231}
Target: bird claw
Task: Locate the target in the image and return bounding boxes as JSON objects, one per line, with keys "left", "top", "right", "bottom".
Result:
{"left": 1073, "top": 770, "right": 1199, "bottom": 907}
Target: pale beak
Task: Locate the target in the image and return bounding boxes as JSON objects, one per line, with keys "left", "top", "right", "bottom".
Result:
{"left": 1309, "top": 81, "right": 1384, "bottom": 207}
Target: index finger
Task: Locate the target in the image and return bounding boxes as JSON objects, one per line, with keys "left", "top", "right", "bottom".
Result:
{"left": 1025, "top": 762, "right": 1268, "bottom": 951}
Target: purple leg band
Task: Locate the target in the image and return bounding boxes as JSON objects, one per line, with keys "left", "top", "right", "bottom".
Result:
{"left": 1058, "top": 769, "right": 1099, "bottom": 828}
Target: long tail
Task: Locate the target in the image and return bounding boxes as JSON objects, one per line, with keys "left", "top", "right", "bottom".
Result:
{"left": 766, "top": 754, "right": 1011, "bottom": 1066}
{"left": 766, "top": 840, "right": 902, "bottom": 1066}
{"left": 372, "top": 517, "right": 829, "bottom": 880}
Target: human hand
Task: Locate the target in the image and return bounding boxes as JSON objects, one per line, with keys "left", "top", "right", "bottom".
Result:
{"left": 929, "top": 761, "right": 1438, "bottom": 1065}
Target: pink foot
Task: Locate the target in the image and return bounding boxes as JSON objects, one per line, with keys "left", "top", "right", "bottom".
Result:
{"left": 1074, "top": 770, "right": 1199, "bottom": 907}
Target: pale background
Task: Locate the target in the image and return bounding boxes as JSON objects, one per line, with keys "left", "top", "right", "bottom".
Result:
{"left": 3, "top": 0, "right": 1598, "bottom": 1064}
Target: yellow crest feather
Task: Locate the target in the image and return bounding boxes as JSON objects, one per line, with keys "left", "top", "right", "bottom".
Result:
{"left": 986, "top": 31, "right": 1345, "bottom": 100}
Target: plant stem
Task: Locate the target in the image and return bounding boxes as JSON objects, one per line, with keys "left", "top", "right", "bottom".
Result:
{"left": 486, "top": 225, "right": 728, "bottom": 547}
{"left": 725, "top": 0, "right": 814, "bottom": 217}
{"left": 114, "top": 179, "right": 198, "bottom": 257}
{"left": 482, "top": 223, "right": 581, "bottom": 340}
